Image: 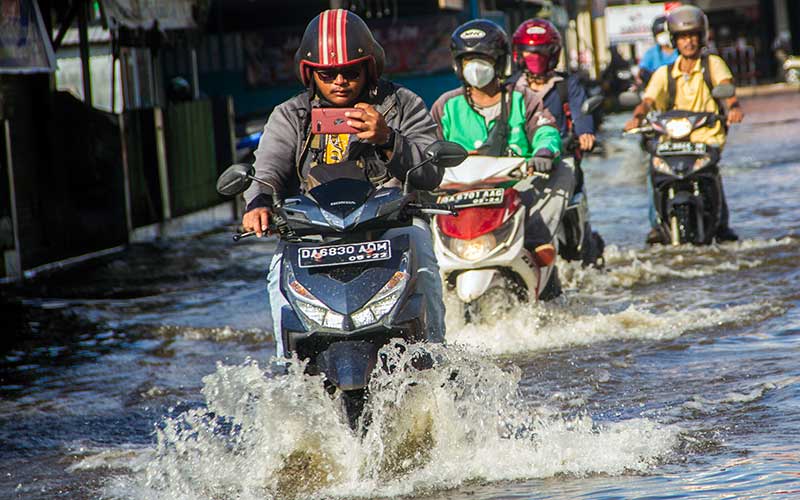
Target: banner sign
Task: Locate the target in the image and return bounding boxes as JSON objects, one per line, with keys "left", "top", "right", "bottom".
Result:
{"left": 101, "top": 0, "right": 197, "bottom": 30}
{"left": 243, "top": 14, "right": 459, "bottom": 88}
{"left": 0, "top": 0, "right": 56, "bottom": 74}
{"left": 605, "top": 4, "right": 667, "bottom": 43}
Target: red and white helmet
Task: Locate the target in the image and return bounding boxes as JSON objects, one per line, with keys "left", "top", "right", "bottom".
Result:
{"left": 294, "top": 9, "right": 385, "bottom": 87}
{"left": 511, "top": 19, "right": 562, "bottom": 76}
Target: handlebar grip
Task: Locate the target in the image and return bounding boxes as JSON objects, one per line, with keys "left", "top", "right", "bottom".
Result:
{"left": 233, "top": 231, "right": 256, "bottom": 241}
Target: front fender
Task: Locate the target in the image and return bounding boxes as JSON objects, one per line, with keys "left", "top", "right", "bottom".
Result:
{"left": 317, "top": 341, "right": 379, "bottom": 392}
{"left": 456, "top": 269, "right": 498, "bottom": 302}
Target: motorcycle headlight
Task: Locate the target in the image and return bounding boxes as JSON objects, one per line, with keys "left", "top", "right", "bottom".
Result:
{"left": 449, "top": 233, "right": 497, "bottom": 261}
{"left": 652, "top": 156, "right": 674, "bottom": 174}
{"left": 692, "top": 155, "right": 712, "bottom": 171}
{"left": 285, "top": 266, "right": 345, "bottom": 330}
{"left": 665, "top": 118, "right": 693, "bottom": 139}
{"left": 351, "top": 255, "right": 409, "bottom": 328}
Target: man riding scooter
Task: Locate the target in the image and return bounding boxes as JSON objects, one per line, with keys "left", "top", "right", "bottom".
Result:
{"left": 430, "top": 19, "right": 571, "bottom": 299}
{"left": 241, "top": 9, "right": 448, "bottom": 356}
{"left": 625, "top": 5, "right": 744, "bottom": 244}
{"left": 512, "top": 19, "right": 605, "bottom": 267}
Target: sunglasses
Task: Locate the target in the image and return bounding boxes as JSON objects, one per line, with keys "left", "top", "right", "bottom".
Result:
{"left": 315, "top": 66, "right": 363, "bottom": 83}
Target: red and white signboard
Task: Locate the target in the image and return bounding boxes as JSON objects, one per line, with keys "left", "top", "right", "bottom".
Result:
{"left": 605, "top": 3, "right": 668, "bottom": 43}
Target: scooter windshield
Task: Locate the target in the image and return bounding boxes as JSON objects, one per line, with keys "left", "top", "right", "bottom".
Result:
{"left": 307, "top": 177, "right": 374, "bottom": 219}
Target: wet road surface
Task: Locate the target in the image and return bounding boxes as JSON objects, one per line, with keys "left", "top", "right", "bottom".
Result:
{"left": 2, "top": 92, "right": 800, "bottom": 499}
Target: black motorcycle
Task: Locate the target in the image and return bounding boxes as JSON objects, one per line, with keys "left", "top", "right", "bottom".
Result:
{"left": 216, "top": 141, "right": 467, "bottom": 427}
{"left": 622, "top": 84, "right": 736, "bottom": 245}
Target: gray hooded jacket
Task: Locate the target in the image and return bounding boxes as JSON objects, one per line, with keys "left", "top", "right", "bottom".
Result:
{"left": 244, "top": 80, "right": 442, "bottom": 210}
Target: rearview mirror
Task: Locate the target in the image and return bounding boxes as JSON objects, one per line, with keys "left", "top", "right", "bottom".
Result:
{"left": 581, "top": 95, "right": 604, "bottom": 115}
{"left": 216, "top": 163, "right": 255, "bottom": 196}
{"left": 424, "top": 140, "right": 468, "bottom": 169}
{"left": 618, "top": 91, "right": 642, "bottom": 108}
{"left": 712, "top": 83, "right": 736, "bottom": 99}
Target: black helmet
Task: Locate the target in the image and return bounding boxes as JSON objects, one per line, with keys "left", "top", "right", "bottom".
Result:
{"left": 450, "top": 19, "right": 509, "bottom": 80}
{"left": 651, "top": 15, "right": 668, "bottom": 38}
{"left": 294, "top": 9, "right": 385, "bottom": 87}
{"left": 667, "top": 5, "right": 708, "bottom": 47}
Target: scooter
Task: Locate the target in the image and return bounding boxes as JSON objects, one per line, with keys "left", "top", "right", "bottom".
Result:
{"left": 431, "top": 156, "right": 560, "bottom": 323}
{"left": 622, "top": 84, "right": 736, "bottom": 245}
{"left": 216, "top": 141, "right": 467, "bottom": 428}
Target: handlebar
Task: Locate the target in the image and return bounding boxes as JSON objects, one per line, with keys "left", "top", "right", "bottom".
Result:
{"left": 232, "top": 200, "right": 459, "bottom": 241}
{"left": 623, "top": 126, "right": 654, "bottom": 136}
{"left": 233, "top": 231, "right": 258, "bottom": 241}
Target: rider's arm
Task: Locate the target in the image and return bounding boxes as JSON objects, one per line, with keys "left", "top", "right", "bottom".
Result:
{"left": 429, "top": 92, "right": 451, "bottom": 141}
{"left": 244, "top": 100, "right": 302, "bottom": 210}
{"left": 638, "top": 46, "right": 657, "bottom": 73}
{"left": 626, "top": 65, "right": 667, "bottom": 129}
{"left": 519, "top": 87, "right": 562, "bottom": 158}
{"left": 384, "top": 87, "right": 443, "bottom": 191}
{"left": 567, "top": 74, "right": 595, "bottom": 137}
{"left": 707, "top": 56, "right": 744, "bottom": 124}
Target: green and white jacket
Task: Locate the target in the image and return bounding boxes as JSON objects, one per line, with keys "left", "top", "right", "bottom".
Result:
{"left": 430, "top": 83, "right": 561, "bottom": 159}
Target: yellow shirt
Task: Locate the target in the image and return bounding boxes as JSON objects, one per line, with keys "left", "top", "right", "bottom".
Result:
{"left": 644, "top": 54, "right": 733, "bottom": 147}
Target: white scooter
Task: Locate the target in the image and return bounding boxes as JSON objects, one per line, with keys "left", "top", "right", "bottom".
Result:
{"left": 431, "top": 156, "right": 560, "bottom": 322}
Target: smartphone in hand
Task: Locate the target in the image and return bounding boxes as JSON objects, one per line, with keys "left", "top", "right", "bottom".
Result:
{"left": 311, "top": 107, "right": 360, "bottom": 135}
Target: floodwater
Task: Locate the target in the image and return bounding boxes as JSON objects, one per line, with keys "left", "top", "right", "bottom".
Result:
{"left": 2, "top": 93, "right": 800, "bottom": 499}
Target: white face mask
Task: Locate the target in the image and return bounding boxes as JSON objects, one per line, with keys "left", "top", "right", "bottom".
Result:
{"left": 656, "top": 32, "right": 671, "bottom": 47}
{"left": 462, "top": 59, "right": 496, "bottom": 88}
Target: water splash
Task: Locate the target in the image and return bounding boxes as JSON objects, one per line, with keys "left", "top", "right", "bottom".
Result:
{"left": 445, "top": 295, "right": 782, "bottom": 355}
{"left": 103, "top": 344, "right": 678, "bottom": 499}
{"left": 560, "top": 237, "right": 796, "bottom": 293}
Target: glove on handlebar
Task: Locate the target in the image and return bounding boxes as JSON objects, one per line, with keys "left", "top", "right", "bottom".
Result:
{"left": 529, "top": 148, "right": 554, "bottom": 173}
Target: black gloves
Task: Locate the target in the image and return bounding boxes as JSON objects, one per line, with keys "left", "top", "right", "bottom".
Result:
{"left": 530, "top": 148, "right": 555, "bottom": 173}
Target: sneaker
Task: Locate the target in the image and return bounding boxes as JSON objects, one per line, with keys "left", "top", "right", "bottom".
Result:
{"left": 533, "top": 243, "right": 556, "bottom": 267}
{"left": 715, "top": 226, "right": 739, "bottom": 242}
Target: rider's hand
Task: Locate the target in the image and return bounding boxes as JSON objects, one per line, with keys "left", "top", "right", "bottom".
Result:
{"left": 346, "top": 103, "right": 391, "bottom": 145}
{"left": 579, "top": 133, "right": 596, "bottom": 152}
{"left": 528, "top": 149, "right": 554, "bottom": 174}
{"left": 727, "top": 106, "right": 744, "bottom": 125}
{"left": 624, "top": 116, "right": 642, "bottom": 131}
{"left": 242, "top": 207, "right": 271, "bottom": 238}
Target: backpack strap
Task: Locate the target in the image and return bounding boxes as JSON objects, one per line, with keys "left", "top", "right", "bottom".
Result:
{"left": 556, "top": 77, "right": 572, "bottom": 129}
{"left": 701, "top": 55, "right": 724, "bottom": 111}
{"left": 666, "top": 59, "right": 678, "bottom": 110}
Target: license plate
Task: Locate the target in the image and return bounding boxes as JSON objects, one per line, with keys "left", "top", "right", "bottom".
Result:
{"left": 438, "top": 188, "right": 505, "bottom": 208}
{"left": 298, "top": 240, "right": 392, "bottom": 268}
{"left": 657, "top": 142, "right": 707, "bottom": 155}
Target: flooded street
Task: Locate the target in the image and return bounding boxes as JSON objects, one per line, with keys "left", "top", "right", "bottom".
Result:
{"left": 2, "top": 92, "right": 800, "bottom": 499}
